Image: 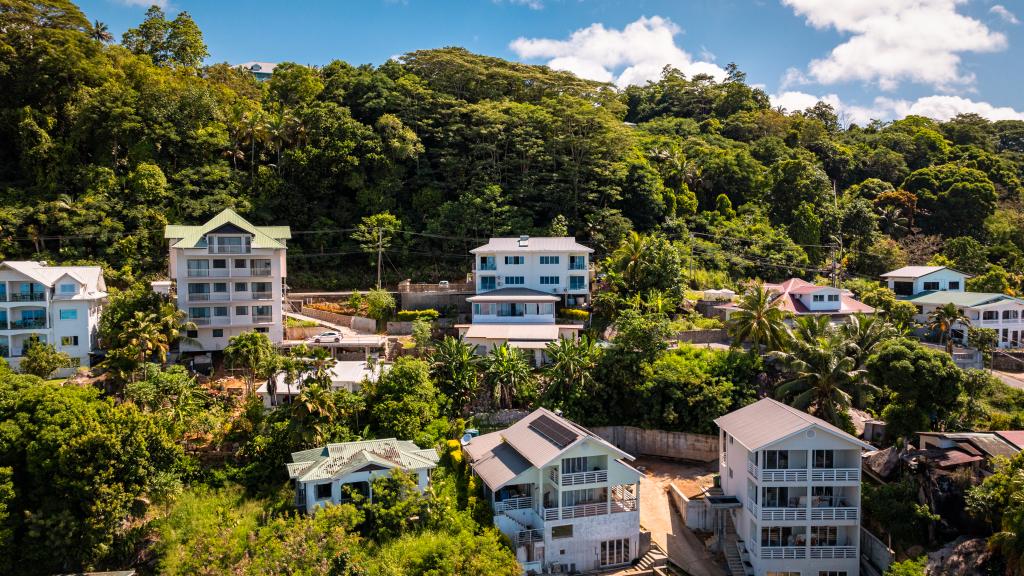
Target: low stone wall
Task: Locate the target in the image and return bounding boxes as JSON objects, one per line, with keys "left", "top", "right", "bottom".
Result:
{"left": 675, "top": 329, "right": 729, "bottom": 344}
{"left": 387, "top": 321, "right": 413, "bottom": 335}
{"left": 861, "top": 527, "right": 894, "bottom": 576}
{"left": 592, "top": 426, "right": 718, "bottom": 462}
{"left": 300, "top": 307, "right": 377, "bottom": 333}
{"left": 285, "top": 326, "right": 323, "bottom": 340}
{"left": 400, "top": 291, "right": 472, "bottom": 315}
{"left": 993, "top": 351, "right": 1024, "bottom": 371}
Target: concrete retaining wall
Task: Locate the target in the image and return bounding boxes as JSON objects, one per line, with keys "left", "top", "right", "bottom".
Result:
{"left": 592, "top": 426, "right": 718, "bottom": 462}
{"left": 860, "top": 527, "right": 894, "bottom": 576}
{"left": 300, "top": 307, "right": 377, "bottom": 334}
{"left": 675, "top": 329, "right": 729, "bottom": 344}
{"left": 400, "top": 291, "right": 472, "bottom": 315}
{"left": 285, "top": 326, "right": 323, "bottom": 340}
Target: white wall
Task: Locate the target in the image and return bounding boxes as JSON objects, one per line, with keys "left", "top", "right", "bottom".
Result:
{"left": 302, "top": 467, "right": 431, "bottom": 512}
{"left": 474, "top": 251, "right": 589, "bottom": 302}
{"left": 795, "top": 287, "right": 842, "bottom": 312}
{"left": 887, "top": 269, "right": 967, "bottom": 295}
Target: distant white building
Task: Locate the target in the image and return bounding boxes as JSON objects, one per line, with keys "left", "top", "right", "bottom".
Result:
{"left": 164, "top": 209, "right": 290, "bottom": 352}
{"left": 880, "top": 265, "right": 969, "bottom": 297}
{"left": 257, "top": 360, "right": 390, "bottom": 407}
{"left": 287, "top": 439, "right": 439, "bottom": 513}
{"left": 235, "top": 61, "right": 277, "bottom": 81}
{"left": 464, "top": 408, "right": 642, "bottom": 574}
{"left": 457, "top": 236, "right": 592, "bottom": 363}
{"left": 715, "top": 399, "right": 872, "bottom": 576}
{"left": 0, "top": 261, "right": 106, "bottom": 376}
{"left": 718, "top": 278, "right": 874, "bottom": 324}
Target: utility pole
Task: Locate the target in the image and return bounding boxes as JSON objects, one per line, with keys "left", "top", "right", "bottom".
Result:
{"left": 376, "top": 227, "right": 383, "bottom": 289}
{"left": 831, "top": 180, "right": 843, "bottom": 289}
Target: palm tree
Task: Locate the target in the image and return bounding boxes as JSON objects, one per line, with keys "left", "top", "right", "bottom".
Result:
{"left": 543, "top": 336, "right": 596, "bottom": 414}
{"left": 643, "top": 289, "right": 678, "bottom": 316}
{"left": 91, "top": 20, "right": 113, "bottom": 43}
{"left": 265, "top": 106, "right": 297, "bottom": 169}
{"left": 727, "top": 281, "right": 791, "bottom": 353}
{"left": 224, "top": 331, "right": 277, "bottom": 395}
{"left": 125, "top": 311, "right": 171, "bottom": 366}
{"left": 608, "top": 231, "right": 650, "bottom": 292}
{"left": 291, "top": 382, "right": 336, "bottom": 445}
{"left": 841, "top": 313, "right": 899, "bottom": 369}
{"left": 877, "top": 205, "right": 909, "bottom": 238}
{"left": 483, "top": 344, "right": 534, "bottom": 409}
{"left": 770, "top": 330, "right": 869, "bottom": 430}
{"left": 928, "top": 302, "right": 971, "bottom": 354}
{"left": 792, "top": 315, "right": 832, "bottom": 345}
{"left": 430, "top": 336, "right": 480, "bottom": 414}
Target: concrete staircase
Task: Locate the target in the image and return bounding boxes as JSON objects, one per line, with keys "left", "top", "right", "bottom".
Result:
{"left": 633, "top": 545, "right": 668, "bottom": 572}
{"left": 723, "top": 514, "right": 752, "bottom": 576}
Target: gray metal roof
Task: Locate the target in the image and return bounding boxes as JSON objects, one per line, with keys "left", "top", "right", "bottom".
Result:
{"left": 880, "top": 266, "right": 970, "bottom": 278}
{"left": 471, "top": 237, "right": 593, "bottom": 254}
{"left": 287, "top": 439, "right": 438, "bottom": 483}
{"left": 714, "top": 398, "right": 872, "bottom": 451}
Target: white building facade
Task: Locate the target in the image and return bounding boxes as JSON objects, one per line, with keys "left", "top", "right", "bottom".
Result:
{"left": 287, "top": 439, "right": 438, "bottom": 513}
{"left": 458, "top": 236, "right": 592, "bottom": 363}
{"left": 0, "top": 261, "right": 106, "bottom": 376}
{"left": 715, "top": 399, "right": 871, "bottom": 576}
{"left": 464, "top": 408, "right": 642, "bottom": 574}
{"left": 881, "top": 266, "right": 967, "bottom": 297}
{"left": 164, "top": 209, "right": 290, "bottom": 352}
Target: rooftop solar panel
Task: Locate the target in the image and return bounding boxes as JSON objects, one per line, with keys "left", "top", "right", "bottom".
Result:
{"left": 529, "top": 414, "right": 577, "bottom": 448}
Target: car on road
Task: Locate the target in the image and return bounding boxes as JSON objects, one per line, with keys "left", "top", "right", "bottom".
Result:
{"left": 311, "top": 331, "right": 342, "bottom": 343}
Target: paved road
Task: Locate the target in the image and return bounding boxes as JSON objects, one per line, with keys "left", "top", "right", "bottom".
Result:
{"left": 993, "top": 370, "right": 1024, "bottom": 390}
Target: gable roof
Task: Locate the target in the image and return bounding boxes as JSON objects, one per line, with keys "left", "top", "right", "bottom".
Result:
{"left": 471, "top": 237, "right": 593, "bottom": 254}
{"left": 287, "top": 439, "right": 438, "bottom": 483}
{"left": 714, "top": 398, "right": 872, "bottom": 451}
{"left": 906, "top": 291, "right": 1022, "bottom": 307}
{"left": 0, "top": 261, "right": 106, "bottom": 298}
{"left": 463, "top": 407, "right": 633, "bottom": 490}
{"left": 881, "top": 266, "right": 970, "bottom": 279}
{"left": 164, "top": 208, "right": 291, "bottom": 250}
{"left": 718, "top": 278, "right": 874, "bottom": 316}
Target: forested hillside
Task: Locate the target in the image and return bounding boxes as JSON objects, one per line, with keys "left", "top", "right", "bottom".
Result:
{"left": 3, "top": 0, "right": 1024, "bottom": 290}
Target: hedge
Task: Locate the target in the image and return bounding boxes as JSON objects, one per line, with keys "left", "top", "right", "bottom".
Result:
{"left": 396, "top": 309, "right": 441, "bottom": 321}
{"left": 559, "top": 308, "right": 590, "bottom": 321}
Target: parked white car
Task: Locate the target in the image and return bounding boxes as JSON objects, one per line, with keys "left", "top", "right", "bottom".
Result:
{"left": 310, "top": 331, "right": 342, "bottom": 343}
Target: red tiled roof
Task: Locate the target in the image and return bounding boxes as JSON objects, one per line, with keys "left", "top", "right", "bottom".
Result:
{"left": 996, "top": 431, "right": 1024, "bottom": 450}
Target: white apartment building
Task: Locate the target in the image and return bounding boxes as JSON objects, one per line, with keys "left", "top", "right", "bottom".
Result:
{"left": 464, "top": 408, "right": 642, "bottom": 575}
{"left": 164, "top": 209, "right": 290, "bottom": 352}
{"left": 0, "top": 261, "right": 106, "bottom": 376}
{"left": 457, "top": 236, "right": 592, "bottom": 362}
{"left": 287, "top": 439, "right": 438, "bottom": 513}
{"left": 881, "top": 266, "right": 1024, "bottom": 348}
{"left": 715, "top": 399, "right": 872, "bottom": 576}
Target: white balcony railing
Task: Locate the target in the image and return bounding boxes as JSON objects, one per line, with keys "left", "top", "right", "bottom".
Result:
{"left": 251, "top": 291, "right": 274, "bottom": 300}
{"left": 187, "top": 292, "right": 230, "bottom": 302}
{"left": 494, "top": 497, "right": 533, "bottom": 513}
{"left": 252, "top": 315, "right": 273, "bottom": 324}
{"left": 562, "top": 470, "right": 608, "bottom": 486}
{"left": 190, "top": 317, "right": 211, "bottom": 326}
{"left": 811, "top": 507, "right": 858, "bottom": 521}
{"left": 611, "top": 498, "right": 638, "bottom": 513}
{"left": 761, "top": 469, "right": 809, "bottom": 482}
{"left": 209, "top": 245, "right": 250, "bottom": 254}
{"left": 187, "top": 268, "right": 230, "bottom": 278}
{"left": 810, "top": 546, "right": 857, "bottom": 559}
{"left": 544, "top": 502, "right": 609, "bottom": 520}
{"left": 250, "top": 268, "right": 273, "bottom": 277}
{"left": 759, "top": 546, "right": 807, "bottom": 560}
{"left": 761, "top": 507, "right": 808, "bottom": 521}
{"left": 515, "top": 529, "right": 543, "bottom": 547}
{"left": 811, "top": 468, "right": 859, "bottom": 483}
{"left": 747, "top": 461, "right": 759, "bottom": 478}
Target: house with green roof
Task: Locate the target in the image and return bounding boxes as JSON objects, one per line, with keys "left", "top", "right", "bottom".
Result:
{"left": 164, "top": 209, "right": 290, "bottom": 352}
{"left": 286, "top": 439, "right": 439, "bottom": 513}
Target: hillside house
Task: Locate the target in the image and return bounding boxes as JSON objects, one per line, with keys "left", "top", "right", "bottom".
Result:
{"left": 718, "top": 278, "right": 874, "bottom": 324}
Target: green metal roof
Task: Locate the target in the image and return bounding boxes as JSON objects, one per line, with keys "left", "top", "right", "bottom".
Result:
{"left": 164, "top": 208, "right": 291, "bottom": 249}
{"left": 906, "top": 291, "right": 1021, "bottom": 307}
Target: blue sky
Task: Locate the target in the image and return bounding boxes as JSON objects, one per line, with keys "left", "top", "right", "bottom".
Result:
{"left": 77, "top": 0, "right": 1024, "bottom": 123}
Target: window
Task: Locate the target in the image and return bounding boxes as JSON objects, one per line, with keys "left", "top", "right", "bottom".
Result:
{"left": 551, "top": 525, "right": 573, "bottom": 539}
{"left": 1004, "top": 310, "right": 1020, "bottom": 320}
{"left": 540, "top": 256, "right": 560, "bottom": 264}
{"left": 893, "top": 281, "right": 915, "bottom": 296}
{"left": 761, "top": 526, "right": 800, "bottom": 547}
{"left": 827, "top": 294, "right": 840, "bottom": 302}
{"left": 60, "top": 336, "right": 79, "bottom": 346}
{"left": 59, "top": 283, "right": 77, "bottom": 294}
{"left": 498, "top": 303, "right": 525, "bottom": 317}
{"left": 478, "top": 256, "right": 496, "bottom": 270}
{"left": 235, "top": 306, "right": 249, "bottom": 315}
{"left": 569, "top": 276, "right": 585, "bottom": 290}
{"left": 763, "top": 450, "right": 790, "bottom": 469}
{"left": 811, "top": 526, "right": 838, "bottom": 546}
{"left": 212, "top": 259, "right": 227, "bottom": 269}
{"left": 504, "top": 255, "right": 525, "bottom": 265}
{"left": 813, "top": 486, "right": 835, "bottom": 507}
{"left": 923, "top": 281, "right": 940, "bottom": 290}
{"left": 949, "top": 281, "right": 960, "bottom": 290}
{"left": 186, "top": 329, "right": 198, "bottom": 338}
{"left": 234, "top": 282, "right": 248, "bottom": 292}
{"left": 984, "top": 311, "right": 998, "bottom": 320}
{"left": 315, "top": 483, "right": 332, "bottom": 500}
{"left": 59, "top": 309, "right": 78, "bottom": 320}
{"left": 212, "top": 329, "right": 224, "bottom": 338}
{"left": 569, "top": 255, "right": 587, "bottom": 270}
{"left": 762, "top": 487, "right": 791, "bottom": 508}
{"left": 234, "top": 258, "right": 247, "bottom": 268}
{"left": 813, "top": 450, "right": 835, "bottom": 469}
{"left": 213, "top": 307, "right": 228, "bottom": 317}
{"left": 213, "top": 282, "right": 228, "bottom": 293}
{"left": 767, "top": 573, "right": 801, "bottom": 576}
{"left": 812, "top": 294, "right": 824, "bottom": 302}
{"left": 599, "top": 539, "right": 630, "bottom": 566}
{"left": 504, "top": 276, "right": 525, "bottom": 285}
{"left": 473, "top": 303, "right": 495, "bottom": 316}
{"left": 187, "top": 259, "right": 210, "bottom": 276}
{"left": 540, "top": 276, "right": 560, "bottom": 285}
{"left": 480, "top": 276, "right": 496, "bottom": 291}
{"left": 255, "top": 327, "right": 269, "bottom": 334}
{"left": 819, "top": 572, "right": 848, "bottom": 576}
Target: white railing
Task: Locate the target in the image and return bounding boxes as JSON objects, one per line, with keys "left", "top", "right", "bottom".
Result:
{"left": 760, "top": 546, "right": 807, "bottom": 559}
{"left": 810, "top": 546, "right": 857, "bottom": 559}
{"left": 562, "top": 470, "right": 608, "bottom": 485}
{"left": 811, "top": 468, "right": 859, "bottom": 482}
{"left": 494, "top": 497, "right": 533, "bottom": 512}
{"left": 515, "top": 529, "right": 543, "bottom": 546}
{"left": 612, "top": 498, "right": 637, "bottom": 513}
{"left": 252, "top": 315, "right": 273, "bottom": 324}
{"left": 187, "top": 292, "right": 230, "bottom": 302}
{"left": 544, "top": 502, "right": 609, "bottom": 520}
{"left": 811, "top": 507, "right": 858, "bottom": 521}
{"left": 251, "top": 291, "right": 274, "bottom": 300}
{"left": 761, "top": 507, "right": 808, "bottom": 521}
{"left": 250, "top": 268, "right": 273, "bottom": 277}
{"left": 209, "top": 245, "right": 250, "bottom": 254}
{"left": 746, "top": 500, "right": 760, "bottom": 517}
{"left": 189, "top": 316, "right": 211, "bottom": 326}
{"left": 761, "top": 469, "right": 808, "bottom": 482}
{"left": 747, "top": 461, "right": 759, "bottom": 478}
{"left": 187, "top": 268, "right": 230, "bottom": 277}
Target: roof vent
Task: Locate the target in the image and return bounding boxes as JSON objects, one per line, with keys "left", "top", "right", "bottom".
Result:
{"left": 554, "top": 409, "right": 563, "bottom": 417}
{"left": 518, "top": 235, "right": 529, "bottom": 247}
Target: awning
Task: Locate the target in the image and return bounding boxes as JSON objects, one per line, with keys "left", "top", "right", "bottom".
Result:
{"left": 463, "top": 324, "right": 560, "bottom": 340}
{"left": 467, "top": 287, "right": 560, "bottom": 303}
{"left": 507, "top": 341, "right": 550, "bottom": 349}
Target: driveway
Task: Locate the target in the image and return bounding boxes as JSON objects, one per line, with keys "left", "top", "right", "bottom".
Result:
{"left": 636, "top": 458, "right": 726, "bottom": 576}
{"left": 993, "top": 369, "right": 1024, "bottom": 390}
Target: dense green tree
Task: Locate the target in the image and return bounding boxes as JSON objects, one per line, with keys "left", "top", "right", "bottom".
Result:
{"left": 121, "top": 6, "right": 208, "bottom": 68}
{"left": 366, "top": 357, "right": 439, "bottom": 439}
{"left": 19, "top": 340, "right": 74, "bottom": 378}
{"left": 927, "top": 302, "right": 971, "bottom": 353}
{"left": 727, "top": 282, "right": 790, "bottom": 352}
{"left": 543, "top": 336, "right": 597, "bottom": 418}
{"left": 429, "top": 336, "right": 480, "bottom": 415}
{"left": 483, "top": 343, "right": 534, "bottom": 409}
{"left": 224, "top": 331, "right": 277, "bottom": 396}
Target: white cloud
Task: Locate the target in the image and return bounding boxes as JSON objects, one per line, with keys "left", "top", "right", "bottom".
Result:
{"left": 509, "top": 16, "right": 725, "bottom": 87}
{"left": 495, "top": 0, "right": 544, "bottom": 9}
{"left": 781, "top": 0, "right": 1007, "bottom": 91}
{"left": 114, "top": 0, "right": 168, "bottom": 7}
{"left": 771, "top": 90, "right": 1024, "bottom": 124}
{"left": 991, "top": 4, "right": 1020, "bottom": 25}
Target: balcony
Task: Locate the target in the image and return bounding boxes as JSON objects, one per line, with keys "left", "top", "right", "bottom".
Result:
{"left": 10, "top": 293, "right": 46, "bottom": 302}
{"left": 494, "top": 497, "right": 533, "bottom": 513}
{"left": 478, "top": 263, "right": 497, "bottom": 271}
{"left": 187, "top": 292, "right": 230, "bottom": 302}
{"left": 811, "top": 507, "right": 858, "bottom": 521}
{"left": 549, "top": 468, "right": 608, "bottom": 486}
{"left": 189, "top": 317, "right": 211, "bottom": 326}
{"left": 208, "top": 245, "right": 250, "bottom": 254}
{"left": 760, "top": 468, "right": 808, "bottom": 483}
{"left": 187, "top": 268, "right": 229, "bottom": 278}
{"left": 810, "top": 546, "right": 857, "bottom": 559}
{"left": 250, "top": 268, "right": 273, "bottom": 277}
{"left": 252, "top": 314, "right": 273, "bottom": 324}
{"left": 515, "top": 529, "right": 543, "bottom": 547}
{"left": 811, "top": 468, "right": 859, "bottom": 483}
{"left": 569, "top": 262, "right": 587, "bottom": 271}
{"left": 251, "top": 291, "right": 274, "bottom": 300}
{"left": 758, "top": 546, "right": 808, "bottom": 560}
{"left": 543, "top": 502, "right": 610, "bottom": 521}
{"left": 10, "top": 319, "right": 46, "bottom": 329}
{"left": 761, "top": 506, "right": 807, "bottom": 522}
